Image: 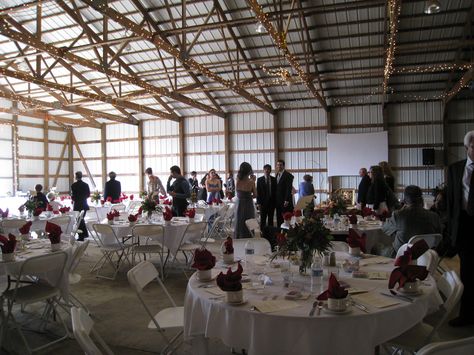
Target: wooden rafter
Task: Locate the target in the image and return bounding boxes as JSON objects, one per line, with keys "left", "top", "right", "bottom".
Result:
{"left": 444, "top": 68, "right": 474, "bottom": 104}
{"left": 0, "top": 15, "right": 224, "bottom": 119}
{"left": 72, "top": 133, "right": 96, "bottom": 189}
{"left": 52, "top": 139, "right": 68, "bottom": 188}
{"left": 246, "top": 0, "right": 328, "bottom": 111}
{"left": 81, "top": 0, "right": 275, "bottom": 115}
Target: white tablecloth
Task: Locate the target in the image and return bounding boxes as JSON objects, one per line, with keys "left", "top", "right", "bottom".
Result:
{"left": 0, "top": 239, "right": 73, "bottom": 301}
{"left": 184, "top": 253, "right": 442, "bottom": 355}
{"left": 2, "top": 214, "right": 75, "bottom": 237}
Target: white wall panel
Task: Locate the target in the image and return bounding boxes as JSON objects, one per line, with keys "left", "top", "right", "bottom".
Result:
{"left": 54, "top": 178, "right": 70, "bottom": 193}
{"left": 75, "top": 143, "right": 101, "bottom": 158}
{"left": 280, "top": 108, "right": 327, "bottom": 128}
{"left": 0, "top": 125, "right": 12, "bottom": 139}
{"left": 144, "top": 137, "right": 179, "bottom": 155}
{"left": 18, "top": 126, "right": 43, "bottom": 138}
{"left": 107, "top": 141, "right": 138, "bottom": 157}
{"left": 185, "top": 116, "right": 223, "bottom": 134}
{"left": 74, "top": 127, "right": 101, "bottom": 140}
{"left": 18, "top": 141, "right": 44, "bottom": 157}
{"left": 49, "top": 161, "right": 69, "bottom": 176}
{"left": 18, "top": 178, "right": 40, "bottom": 192}
{"left": 48, "top": 130, "right": 67, "bottom": 141}
{"left": 107, "top": 123, "right": 138, "bottom": 138}
{"left": 48, "top": 143, "right": 65, "bottom": 158}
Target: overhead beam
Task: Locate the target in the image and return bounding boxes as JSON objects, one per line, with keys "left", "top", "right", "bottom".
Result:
{"left": 444, "top": 67, "right": 474, "bottom": 104}
{"left": 81, "top": 0, "right": 275, "bottom": 114}
{"left": 0, "top": 15, "right": 223, "bottom": 119}
{"left": 246, "top": 0, "right": 328, "bottom": 111}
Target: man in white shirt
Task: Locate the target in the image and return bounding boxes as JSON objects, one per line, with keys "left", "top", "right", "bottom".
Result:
{"left": 447, "top": 130, "right": 474, "bottom": 327}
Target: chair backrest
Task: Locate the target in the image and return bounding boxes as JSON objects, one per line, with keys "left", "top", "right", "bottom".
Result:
{"left": 126, "top": 201, "right": 141, "bottom": 214}
{"left": 182, "top": 222, "right": 207, "bottom": 245}
{"left": 17, "top": 252, "right": 68, "bottom": 290}
{"left": 217, "top": 204, "right": 229, "bottom": 217}
{"left": 417, "top": 336, "right": 474, "bottom": 355}
{"left": 71, "top": 307, "right": 114, "bottom": 355}
{"left": 131, "top": 224, "right": 164, "bottom": 240}
{"left": 69, "top": 240, "right": 90, "bottom": 275}
{"left": 224, "top": 204, "right": 235, "bottom": 220}
{"left": 92, "top": 224, "right": 121, "bottom": 246}
{"left": 1, "top": 219, "right": 28, "bottom": 235}
{"left": 395, "top": 243, "right": 410, "bottom": 259}
{"left": 417, "top": 249, "right": 439, "bottom": 275}
{"left": 408, "top": 233, "right": 442, "bottom": 248}
{"left": 70, "top": 210, "right": 85, "bottom": 243}
{"left": 87, "top": 206, "right": 99, "bottom": 220}
{"left": 111, "top": 204, "right": 126, "bottom": 212}
{"left": 207, "top": 215, "right": 222, "bottom": 239}
{"left": 233, "top": 238, "right": 271, "bottom": 258}
{"left": 245, "top": 218, "right": 261, "bottom": 238}
{"left": 49, "top": 215, "right": 71, "bottom": 230}
{"left": 331, "top": 241, "right": 349, "bottom": 252}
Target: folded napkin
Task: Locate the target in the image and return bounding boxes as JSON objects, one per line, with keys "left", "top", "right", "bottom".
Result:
{"left": 346, "top": 228, "right": 367, "bottom": 253}
{"left": 59, "top": 206, "right": 70, "bottom": 213}
{"left": 348, "top": 214, "right": 358, "bottom": 225}
{"left": 19, "top": 221, "right": 32, "bottom": 235}
{"left": 317, "top": 273, "right": 349, "bottom": 300}
{"left": 192, "top": 248, "right": 216, "bottom": 271}
{"left": 163, "top": 206, "right": 173, "bottom": 221}
{"left": 45, "top": 221, "right": 62, "bottom": 244}
{"left": 0, "top": 208, "right": 9, "bottom": 218}
{"left": 216, "top": 262, "right": 243, "bottom": 292}
{"left": 0, "top": 234, "right": 17, "bottom": 253}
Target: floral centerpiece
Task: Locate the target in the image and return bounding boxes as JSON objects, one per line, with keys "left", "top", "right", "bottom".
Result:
{"left": 190, "top": 191, "right": 198, "bottom": 204}
{"left": 23, "top": 199, "right": 38, "bottom": 217}
{"left": 45, "top": 221, "right": 62, "bottom": 251}
{"left": 282, "top": 211, "right": 293, "bottom": 224}
{"left": 192, "top": 248, "right": 216, "bottom": 280}
{"left": 129, "top": 194, "right": 134, "bottom": 201}
{"left": 0, "top": 208, "right": 9, "bottom": 218}
{"left": 389, "top": 240, "right": 429, "bottom": 293}
{"left": 325, "top": 191, "right": 347, "bottom": 216}
{"left": 140, "top": 194, "right": 161, "bottom": 219}
{"left": 221, "top": 237, "right": 234, "bottom": 264}
{"left": 91, "top": 190, "right": 101, "bottom": 204}
{"left": 0, "top": 234, "right": 17, "bottom": 261}
{"left": 139, "top": 191, "right": 148, "bottom": 199}
{"left": 106, "top": 210, "right": 119, "bottom": 224}
{"left": 217, "top": 263, "right": 244, "bottom": 303}
{"left": 274, "top": 206, "right": 332, "bottom": 274}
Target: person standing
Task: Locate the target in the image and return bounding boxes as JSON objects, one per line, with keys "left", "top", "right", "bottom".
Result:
{"left": 234, "top": 162, "right": 257, "bottom": 238}
{"left": 188, "top": 171, "right": 199, "bottom": 194}
{"left": 257, "top": 164, "right": 276, "bottom": 229}
{"left": 71, "top": 171, "right": 90, "bottom": 241}
{"left": 275, "top": 159, "right": 294, "bottom": 228}
{"left": 447, "top": 131, "right": 474, "bottom": 327}
{"left": 145, "top": 167, "right": 166, "bottom": 198}
{"left": 225, "top": 173, "right": 235, "bottom": 199}
{"left": 379, "top": 161, "right": 395, "bottom": 192}
{"left": 33, "top": 184, "right": 49, "bottom": 209}
{"left": 366, "top": 165, "right": 390, "bottom": 214}
{"left": 103, "top": 171, "right": 121, "bottom": 203}
{"left": 298, "top": 174, "right": 315, "bottom": 199}
{"left": 167, "top": 165, "right": 191, "bottom": 217}
{"left": 205, "top": 169, "right": 221, "bottom": 203}
{"left": 357, "top": 168, "right": 371, "bottom": 208}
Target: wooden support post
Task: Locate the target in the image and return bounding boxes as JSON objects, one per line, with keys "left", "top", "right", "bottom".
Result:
{"left": 101, "top": 124, "right": 107, "bottom": 187}
{"left": 223, "top": 115, "right": 230, "bottom": 175}
{"left": 137, "top": 120, "right": 144, "bottom": 192}
{"left": 52, "top": 139, "right": 68, "bottom": 188}
{"left": 326, "top": 108, "right": 333, "bottom": 195}
{"left": 43, "top": 121, "right": 49, "bottom": 190}
{"left": 68, "top": 129, "right": 74, "bottom": 188}
{"left": 273, "top": 111, "right": 280, "bottom": 167}
{"left": 12, "top": 101, "right": 19, "bottom": 195}
{"left": 72, "top": 133, "right": 96, "bottom": 189}
{"left": 178, "top": 119, "right": 185, "bottom": 174}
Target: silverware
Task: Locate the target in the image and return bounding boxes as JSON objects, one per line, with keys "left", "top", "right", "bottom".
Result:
{"left": 352, "top": 302, "right": 369, "bottom": 313}
{"left": 317, "top": 301, "right": 324, "bottom": 315}
{"left": 309, "top": 301, "right": 318, "bottom": 316}
{"left": 389, "top": 289, "right": 416, "bottom": 302}
{"left": 380, "top": 292, "right": 413, "bottom": 303}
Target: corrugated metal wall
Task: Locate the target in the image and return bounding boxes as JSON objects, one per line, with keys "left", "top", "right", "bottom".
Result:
{"left": 73, "top": 127, "right": 102, "bottom": 191}
{"left": 447, "top": 100, "right": 474, "bottom": 164}
{"left": 0, "top": 98, "right": 13, "bottom": 195}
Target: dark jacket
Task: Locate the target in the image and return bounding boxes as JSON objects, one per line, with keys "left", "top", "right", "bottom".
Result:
{"left": 447, "top": 159, "right": 467, "bottom": 246}
{"left": 33, "top": 192, "right": 49, "bottom": 209}
{"left": 385, "top": 176, "right": 395, "bottom": 192}
{"left": 276, "top": 170, "right": 294, "bottom": 209}
{"left": 103, "top": 179, "right": 121, "bottom": 202}
{"left": 257, "top": 175, "right": 277, "bottom": 207}
{"left": 366, "top": 179, "right": 389, "bottom": 210}
{"left": 71, "top": 180, "right": 90, "bottom": 212}
{"left": 357, "top": 175, "right": 371, "bottom": 205}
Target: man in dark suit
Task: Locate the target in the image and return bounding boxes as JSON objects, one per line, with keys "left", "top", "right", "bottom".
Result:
{"left": 103, "top": 171, "right": 121, "bottom": 203}
{"left": 71, "top": 171, "right": 90, "bottom": 241}
{"left": 357, "top": 168, "right": 371, "bottom": 208}
{"left": 167, "top": 165, "right": 190, "bottom": 217}
{"left": 447, "top": 131, "right": 474, "bottom": 327}
{"left": 257, "top": 164, "right": 277, "bottom": 229}
{"left": 275, "top": 159, "right": 294, "bottom": 228}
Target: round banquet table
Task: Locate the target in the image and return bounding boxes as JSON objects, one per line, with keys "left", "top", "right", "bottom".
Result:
{"left": 0, "top": 238, "right": 73, "bottom": 301}
{"left": 184, "top": 252, "right": 443, "bottom": 355}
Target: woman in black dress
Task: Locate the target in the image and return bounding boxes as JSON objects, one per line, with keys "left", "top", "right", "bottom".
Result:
{"left": 379, "top": 161, "right": 395, "bottom": 192}
{"left": 366, "top": 165, "right": 390, "bottom": 214}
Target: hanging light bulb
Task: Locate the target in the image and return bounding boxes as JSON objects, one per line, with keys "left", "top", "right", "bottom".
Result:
{"left": 424, "top": 0, "right": 441, "bottom": 14}
{"left": 255, "top": 22, "right": 265, "bottom": 34}
{"left": 125, "top": 43, "right": 132, "bottom": 52}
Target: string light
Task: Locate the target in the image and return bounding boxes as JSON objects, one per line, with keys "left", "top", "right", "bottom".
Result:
{"left": 383, "top": 0, "right": 401, "bottom": 92}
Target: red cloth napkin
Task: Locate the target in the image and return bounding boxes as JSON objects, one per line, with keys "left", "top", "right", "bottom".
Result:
{"left": 128, "top": 214, "right": 138, "bottom": 222}
{"left": 282, "top": 211, "right": 293, "bottom": 221}
{"left": 348, "top": 214, "right": 358, "bottom": 225}
{"left": 33, "top": 208, "right": 43, "bottom": 216}
{"left": 192, "top": 248, "right": 216, "bottom": 270}
{"left": 389, "top": 240, "right": 430, "bottom": 289}
{"left": 45, "top": 221, "right": 62, "bottom": 244}
{"left": 163, "top": 206, "right": 173, "bottom": 221}
{"left": 106, "top": 197, "right": 112, "bottom": 202}
{"left": 317, "top": 273, "right": 348, "bottom": 300}
{"left": 0, "top": 234, "right": 17, "bottom": 253}
{"left": 59, "top": 206, "right": 70, "bottom": 213}
{"left": 361, "top": 207, "right": 373, "bottom": 217}
{"left": 130, "top": 194, "right": 134, "bottom": 201}
{"left": 294, "top": 210, "right": 302, "bottom": 217}
{"left": 217, "top": 262, "right": 243, "bottom": 291}
{"left": 19, "top": 221, "right": 32, "bottom": 235}
{"left": 47, "top": 204, "right": 53, "bottom": 212}
{"left": 346, "top": 228, "right": 367, "bottom": 253}
{"left": 186, "top": 208, "right": 196, "bottom": 218}
{"left": 223, "top": 237, "right": 234, "bottom": 254}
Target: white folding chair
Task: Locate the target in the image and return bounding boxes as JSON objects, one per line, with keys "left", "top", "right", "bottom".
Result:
{"left": 417, "top": 249, "right": 439, "bottom": 276}
{"left": 395, "top": 243, "right": 410, "bottom": 259}
{"left": 49, "top": 215, "right": 72, "bottom": 241}
{"left": 417, "top": 336, "right": 474, "bottom": 355}
{"left": 126, "top": 200, "right": 141, "bottom": 214}
{"left": 0, "top": 219, "right": 28, "bottom": 236}
{"left": 177, "top": 222, "right": 208, "bottom": 272}
{"left": 111, "top": 204, "right": 126, "bottom": 212}
{"left": 127, "top": 261, "right": 183, "bottom": 354}
{"left": 0, "top": 252, "right": 70, "bottom": 354}
{"left": 330, "top": 241, "right": 350, "bottom": 252}
{"left": 384, "top": 270, "right": 464, "bottom": 353}
{"left": 91, "top": 224, "right": 133, "bottom": 280}
{"left": 131, "top": 224, "right": 164, "bottom": 272}
{"left": 85, "top": 206, "right": 100, "bottom": 244}
{"left": 408, "top": 233, "right": 442, "bottom": 248}
{"left": 70, "top": 210, "right": 85, "bottom": 244}
{"left": 71, "top": 307, "right": 114, "bottom": 355}
{"left": 233, "top": 238, "right": 272, "bottom": 259}
{"left": 66, "top": 240, "right": 91, "bottom": 313}
{"left": 202, "top": 215, "right": 223, "bottom": 244}
{"left": 245, "top": 218, "right": 261, "bottom": 238}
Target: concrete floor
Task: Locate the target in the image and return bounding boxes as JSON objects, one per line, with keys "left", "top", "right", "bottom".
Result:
{"left": 1, "top": 242, "right": 472, "bottom": 355}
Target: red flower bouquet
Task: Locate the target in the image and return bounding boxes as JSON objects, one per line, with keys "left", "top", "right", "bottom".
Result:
{"left": 129, "top": 194, "right": 134, "bottom": 201}
{"left": 294, "top": 209, "right": 302, "bottom": 217}
{"left": 217, "top": 263, "right": 243, "bottom": 292}
{"left": 19, "top": 221, "right": 32, "bottom": 235}
{"left": 45, "top": 221, "right": 62, "bottom": 244}
{"left": 186, "top": 208, "right": 196, "bottom": 218}
{"left": 0, "top": 234, "right": 17, "bottom": 254}
{"left": 192, "top": 248, "right": 216, "bottom": 270}
{"left": 276, "top": 232, "right": 287, "bottom": 247}
{"left": 388, "top": 240, "right": 430, "bottom": 289}
{"left": 59, "top": 206, "right": 70, "bottom": 214}
{"left": 346, "top": 228, "right": 367, "bottom": 253}
{"left": 347, "top": 213, "right": 358, "bottom": 225}
{"left": 361, "top": 207, "right": 374, "bottom": 217}
{"left": 282, "top": 211, "right": 293, "bottom": 221}
{"left": 33, "top": 207, "right": 44, "bottom": 216}
{"left": 0, "top": 208, "right": 9, "bottom": 218}
{"left": 106, "top": 212, "right": 115, "bottom": 221}
{"left": 317, "top": 273, "right": 348, "bottom": 300}
{"left": 106, "top": 196, "right": 112, "bottom": 203}
{"left": 163, "top": 206, "right": 173, "bottom": 221}
{"left": 223, "top": 237, "right": 234, "bottom": 255}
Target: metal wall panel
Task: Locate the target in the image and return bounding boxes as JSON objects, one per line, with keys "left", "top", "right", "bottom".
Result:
{"left": 447, "top": 100, "right": 474, "bottom": 164}
{"left": 0, "top": 124, "right": 12, "bottom": 139}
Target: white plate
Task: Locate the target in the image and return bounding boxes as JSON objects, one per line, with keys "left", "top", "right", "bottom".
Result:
{"left": 225, "top": 299, "right": 248, "bottom": 306}
{"left": 223, "top": 258, "right": 242, "bottom": 265}
{"left": 322, "top": 305, "right": 352, "bottom": 315}
{"left": 397, "top": 288, "right": 423, "bottom": 297}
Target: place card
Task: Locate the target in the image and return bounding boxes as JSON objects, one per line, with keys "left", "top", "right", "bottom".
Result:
{"left": 353, "top": 293, "right": 399, "bottom": 308}
{"left": 251, "top": 300, "right": 300, "bottom": 313}
{"left": 367, "top": 272, "right": 388, "bottom": 280}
